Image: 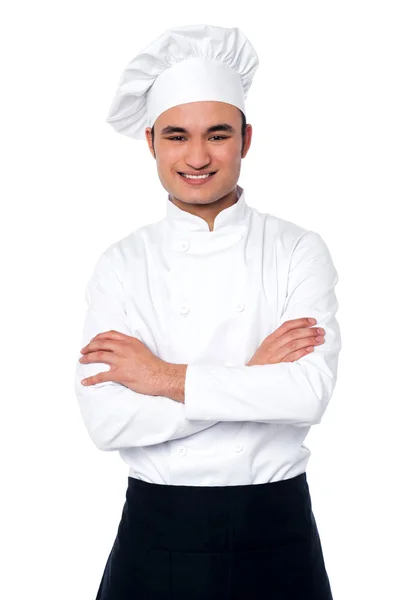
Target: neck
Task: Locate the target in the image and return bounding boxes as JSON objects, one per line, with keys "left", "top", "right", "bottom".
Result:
{"left": 169, "top": 187, "right": 238, "bottom": 232}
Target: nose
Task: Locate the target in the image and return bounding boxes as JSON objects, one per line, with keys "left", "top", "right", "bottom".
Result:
{"left": 184, "top": 141, "right": 212, "bottom": 170}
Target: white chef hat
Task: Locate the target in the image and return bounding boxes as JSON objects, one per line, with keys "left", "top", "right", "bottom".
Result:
{"left": 106, "top": 24, "right": 259, "bottom": 140}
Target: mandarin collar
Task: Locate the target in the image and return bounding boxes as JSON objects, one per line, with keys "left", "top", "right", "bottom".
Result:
{"left": 164, "top": 184, "right": 248, "bottom": 233}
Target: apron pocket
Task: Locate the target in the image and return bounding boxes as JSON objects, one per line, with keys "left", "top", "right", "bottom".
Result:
{"left": 145, "top": 548, "right": 171, "bottom": 600}
{"left": 170, "top": 550, "right": 229, "bottom": 600}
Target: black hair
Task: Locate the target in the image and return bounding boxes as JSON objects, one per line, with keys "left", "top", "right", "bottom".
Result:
{"left": 150, "top": 109, "right": 247, "bottom": 157}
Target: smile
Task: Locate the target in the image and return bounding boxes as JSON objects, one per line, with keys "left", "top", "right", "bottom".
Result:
{"left": 180, "top": 173, "right": 214, "bottom": 179}
{"left": 177, "top": 172, "right": 216, "bottom": 185}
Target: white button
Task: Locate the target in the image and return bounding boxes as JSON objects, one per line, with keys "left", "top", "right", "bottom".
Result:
{"left": 179, "top": 303, "right": 190, "bottom": 315}
{"left": 235, "top": 302, "right": 245, "bottom": 312}
{"left": 179, "top": 240, "right": 190, "bottom": 251}
{"left": 177, "top": 445, "right": 187, "bottom": 456}
{"left": 234, "top": 443, "right": 243, "bottom": 452}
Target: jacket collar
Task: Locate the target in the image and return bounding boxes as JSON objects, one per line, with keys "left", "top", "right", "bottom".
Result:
{"left": 165, "top": 184, "right": 248, "bottom": 233}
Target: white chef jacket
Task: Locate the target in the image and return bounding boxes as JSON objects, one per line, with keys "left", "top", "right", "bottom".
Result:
{"left": 74, "top": 184, "right": 341, "bottom": 486}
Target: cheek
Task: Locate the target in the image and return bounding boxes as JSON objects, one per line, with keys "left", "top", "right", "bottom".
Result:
{"left": 156, "top": 158, "right": 174, "bottom": 174}
{"left": 157, "top": 151, "right": 183, "bottom": 171}
{"left": 212, "top": 143, "right": 240, "bottom": 160}
{"left": 214, "top": 149, "right": 241, "bottom": 170}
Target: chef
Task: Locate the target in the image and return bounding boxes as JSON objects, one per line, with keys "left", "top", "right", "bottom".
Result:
{"left": 75, "top": 23, "right": 341, "bottom": 599}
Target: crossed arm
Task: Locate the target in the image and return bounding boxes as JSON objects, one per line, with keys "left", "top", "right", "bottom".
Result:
{"left": 74, "top": 231, "right": 341, "bottom": 451}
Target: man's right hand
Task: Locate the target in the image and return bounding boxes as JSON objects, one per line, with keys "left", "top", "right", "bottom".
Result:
{"left": 246, "top": 318, "right": 325, "bottom": 366}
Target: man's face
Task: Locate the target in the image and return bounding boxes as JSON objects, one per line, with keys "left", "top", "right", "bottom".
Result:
{"left": 145, "top": 101, "right": 252, "bottom": 207}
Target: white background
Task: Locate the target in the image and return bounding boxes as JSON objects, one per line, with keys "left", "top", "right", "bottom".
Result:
{"left": 1, "top": 2, "right": 398, "bottom": 598}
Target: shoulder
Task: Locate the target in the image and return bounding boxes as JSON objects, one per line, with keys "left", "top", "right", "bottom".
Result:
{"left": 98, "top": 220, "right": 162, "bottom": 276}
{"left": 252, "top": 207, "right": 320, "bottom": 248}
{"left": 249, "top": 207, "right": 334, "bottom": 267}
{"left": 265, "top": 212, "right": 308, "bottom": 240}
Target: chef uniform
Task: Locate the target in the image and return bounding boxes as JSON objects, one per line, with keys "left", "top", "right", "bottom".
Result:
{"left": 75, "top": 24, "right": 341, "bottom": 599}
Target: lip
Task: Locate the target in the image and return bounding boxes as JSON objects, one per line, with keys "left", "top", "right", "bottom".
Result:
{"left": 177, "top": 172, "right": 216, "bottom": 186}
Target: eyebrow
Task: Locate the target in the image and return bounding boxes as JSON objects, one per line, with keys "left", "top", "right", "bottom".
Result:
{"left": 160, "top": 123, "right": 236, "bottom": 135}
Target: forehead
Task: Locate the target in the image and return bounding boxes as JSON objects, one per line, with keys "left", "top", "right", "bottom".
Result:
{"left": 155, "top": 101, "right": 240, "bottom": 129}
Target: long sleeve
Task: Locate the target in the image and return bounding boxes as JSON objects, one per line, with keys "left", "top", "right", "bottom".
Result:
{"left": 74, "top": 250, "right": 219, "bottom": 451}
{"left": 184, "top": 230, "right": 342, "bottom": 426}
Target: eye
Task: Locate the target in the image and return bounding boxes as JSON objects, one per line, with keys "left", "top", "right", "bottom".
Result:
{"left": 167, "top": 135, "right": 229, "bottom": 141}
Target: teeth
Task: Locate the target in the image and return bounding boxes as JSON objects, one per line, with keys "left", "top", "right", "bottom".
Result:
{"left": 181, "top": 173, "right": 212, "bottom": 179}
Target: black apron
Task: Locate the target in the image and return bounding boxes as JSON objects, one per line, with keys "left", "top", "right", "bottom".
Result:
{"left": 95, "top": 471, "right": 334, "bottom": 599}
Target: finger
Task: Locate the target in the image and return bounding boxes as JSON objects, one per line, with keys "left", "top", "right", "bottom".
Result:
{"left": 269, "top": 334, "right": 323, "bottom": 364}
{"left": 79, "top": 350, "right": 118, "bottom": 366}
{"left": 266, "top": 325, "right": 321, "bottom": 359}
{"left": 81, "top": 370, "right": 116, "bottom": 386}
{"left": 279, "top": 333, "right": 324, "bottom": 355}
{"left": 279, "top": 326, "right": 323, "bottom": 347}
{"left": 272, "top": 318, "right": 317, "bottom": 341}
{"left": 280, "top": 346, "right": 315, "bottom": 363}
{"left": 80, "top": 338, "right": 124, "bottom": 355}
{"left": 84, "top": 330, "right": 129, "bottom": 348}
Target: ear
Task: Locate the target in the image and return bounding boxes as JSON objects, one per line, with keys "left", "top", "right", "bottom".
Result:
{"left": 145, "top": 127, "right": 156, "bottom": 159}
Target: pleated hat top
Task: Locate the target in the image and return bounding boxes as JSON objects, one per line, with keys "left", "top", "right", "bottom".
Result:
{"left": 106, "top": 24, "right": 260, "bottom": 140}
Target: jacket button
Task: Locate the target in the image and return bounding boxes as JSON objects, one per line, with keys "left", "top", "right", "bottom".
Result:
{"left": 179, "top": 240, "right": 190, "bottom": 251}
{"left": 235, "top": 302, "right": 245, "bottom": 312}
{"left": 234, "top": 443, "right": 243, "bottom": 452}
{"left": 177, "top": 445, "right": 187, "bottom": 456}
{"left": 179, "top": 304, "right": 190, "bottom": 315}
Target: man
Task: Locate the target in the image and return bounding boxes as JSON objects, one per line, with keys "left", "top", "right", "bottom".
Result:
{"left": 75, "top": 24, "right": 341, "bottom": 599}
